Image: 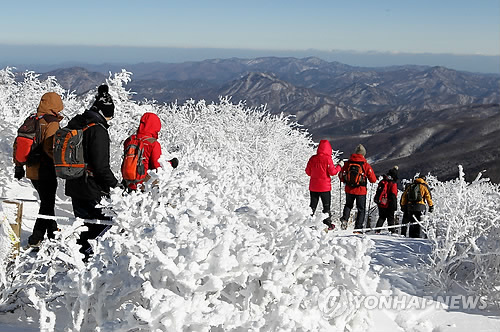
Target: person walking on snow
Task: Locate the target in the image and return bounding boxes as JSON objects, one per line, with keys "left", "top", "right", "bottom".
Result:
{"left": 65, "top": 85, "right": 119, "bottom": 259}
{"left": 13, "top": 92, "right": 64, "bottom": 247}
{"left": 400, "top": 175, "right": 434, "bottom": 238}
{"left": 305, "top": 140, "right": 342, "bottom": 230}
{"left": 122, "top": 112, "right": 178, "bottom": 191}
{"left": 374, "top": 166, "right": 399, "bottom": 234}
{"left": 339, "top": 144, "right": 377, "bottom": 233}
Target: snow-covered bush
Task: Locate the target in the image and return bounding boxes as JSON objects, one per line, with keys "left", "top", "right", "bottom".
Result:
{"left": 0, "top": 69, "right": 379, "bottom": 332}
{"left": 424, "top": 166, "right": 500, "bottom": 305}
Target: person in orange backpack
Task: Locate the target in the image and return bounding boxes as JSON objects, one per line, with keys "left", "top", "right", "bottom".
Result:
{"left": 339, "top": 144, "right": 377, "bottom": 233}
{"left": 305, "top": 140, "right": 342, "bottom": 230}
{"left": 122, "top": 112, "right": 178, "bottom": 191}
{"left": 65, "top": 84, "right": 119, "bottom": 259}
{"left": 13, "top": 92, "right": 64, "bottom": 247}
{"left": 400, "top": 175, "right": 434, "bottom": 238}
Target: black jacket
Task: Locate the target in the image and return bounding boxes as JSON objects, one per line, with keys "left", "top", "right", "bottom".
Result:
{"left": 65, "top": 110, "right": 118, "bottom": 200}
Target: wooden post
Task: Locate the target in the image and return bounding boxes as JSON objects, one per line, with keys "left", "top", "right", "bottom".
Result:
{"left": 2, "top": 200, "right": 23, "bottom": 256}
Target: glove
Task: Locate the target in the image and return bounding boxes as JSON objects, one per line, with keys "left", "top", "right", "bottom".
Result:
{"left": 338, "top": 160, "right": 344, "bottom": 168}
{"left": 429, "top": 205, "right": 434, "bottom": 213}
{"left": 14, "top": 166, "right": 25, "bottom": 180}
{"left": 169, "top": 158, "right": 179, "bottom": 169}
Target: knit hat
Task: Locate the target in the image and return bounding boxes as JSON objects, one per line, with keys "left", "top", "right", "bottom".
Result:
{"left": 354, "top": 144, "right": 366, "bottom": 156}
{"left": 92, "top": 84, "right": 115, "bottom": 118}
{"left": 387, "top": 165, "right": 399, "bottom": 181}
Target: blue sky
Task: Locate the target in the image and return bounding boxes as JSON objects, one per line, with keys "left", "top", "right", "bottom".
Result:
{"left": 0, "top": 1, "right": 499, "bottom": 73}
{"left": 2, "top": 0, "right": 498, "bottom": 55}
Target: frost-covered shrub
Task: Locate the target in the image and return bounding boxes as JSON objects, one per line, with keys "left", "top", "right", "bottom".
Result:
{"left": 0, "top": 69, "right": 379, "bottom": 332}
{"left": 424, "top": 166, "right": 500, "bottom": 304}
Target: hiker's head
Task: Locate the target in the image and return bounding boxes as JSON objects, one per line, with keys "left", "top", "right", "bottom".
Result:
{"left": 354, "top": 144, "right": 366, "bottom": 156}
{"left": 387, "top": 165, "right": 399, "bottom": 180}
{"left": 38, "top": 92, "right": 63, "bottom": 115}
{"left": 92, "top": 84, "right": 115, "bottom": 119}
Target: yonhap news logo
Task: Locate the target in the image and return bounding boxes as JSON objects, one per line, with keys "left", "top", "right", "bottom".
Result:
{"left": 318, "top": 286, "right": 488, "bottom": 318}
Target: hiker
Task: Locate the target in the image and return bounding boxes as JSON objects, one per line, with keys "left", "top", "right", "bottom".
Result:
{"left": 305, "top": 140, "right": 342, "bottom": 230}
{"left": 374, "top": 166, "right": 399, "bottom": 234}
{"left": 339, "top": 144, "right": 377, "bottom": 233}
{"left": 121, "top": 112, "right": 178, "bottom": 191}
{"left": 400, "top": 175, "right": 434, "bottom": 238}
{"left": 64, "top": 84, "right": 119, "bottom": 258}
{"left": 13, "top": 92, "right": 63, "bottom": 247}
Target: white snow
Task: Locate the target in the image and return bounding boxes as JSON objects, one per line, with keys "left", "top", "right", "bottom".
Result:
{"left": 0, "top": 67, "right": 499, "bottom": 331}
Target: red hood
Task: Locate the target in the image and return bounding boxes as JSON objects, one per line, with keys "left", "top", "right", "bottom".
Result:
{"left": 349, "top": 153, "right": 367, "bottom": 163}
{"left": 137, "top": 112, "right": 161, "bottom": 139}
{"left": 317, "top": 140, "right": 332, "bottom": 155}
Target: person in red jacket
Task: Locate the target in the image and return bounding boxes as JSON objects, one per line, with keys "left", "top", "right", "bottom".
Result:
{"left": 339, "top": 144, "right": 377, "bottom": 233}
{"left": 123, "top": 112, "right": 178, "bottom": 190}
{"left": 374, "top": 166, "right": 399, "bottom": 234}
{"left": 305, "top": 140, "right": 342, "bottom": 230}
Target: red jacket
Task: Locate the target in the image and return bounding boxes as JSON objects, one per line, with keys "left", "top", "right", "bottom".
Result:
{"left": 305, "top": 140, "right": 341, "bottom": 192}
{"left": 339, "top": 153, "right": 377, "bottom": 195}
{"left": 124, "top": 113, "right": 162, "bottom": 189}
{"left": 377, "top": 176, "right": 398, "bottom": 210}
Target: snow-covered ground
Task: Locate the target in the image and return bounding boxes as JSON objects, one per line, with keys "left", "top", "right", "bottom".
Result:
{"left": 1, "top": 68, "right": 499, "bottom": 331}
{"left": 2, "top": 180, "right": 499, "bottom": 332}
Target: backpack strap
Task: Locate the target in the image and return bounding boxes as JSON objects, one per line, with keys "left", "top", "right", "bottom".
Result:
{"left": 81, "top": 123, "right": 98, "bottom": 175}
{"left": 84, "top": 123, "right": 97, "bottom": 131}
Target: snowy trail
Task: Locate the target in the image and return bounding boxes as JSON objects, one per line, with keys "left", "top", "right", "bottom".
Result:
{"left": 367, "top": 234, "right": 500, "bottom": 332}
{"left": 3, "top": 179, "right": 74, "bottom": 249}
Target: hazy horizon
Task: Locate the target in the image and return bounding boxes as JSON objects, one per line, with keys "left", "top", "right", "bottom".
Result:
{"left": 1, "top": 44, "right": 499, "bottom": 74}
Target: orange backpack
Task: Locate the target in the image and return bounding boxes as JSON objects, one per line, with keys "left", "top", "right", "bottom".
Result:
{"left": 121, "top": 135, "right": 156, "bottom": 185}
{"left": 343, "top": 161, "right": 367, "bottom": 187}
{"left": 53, "top": 123, "right": 97, "bottom": 179}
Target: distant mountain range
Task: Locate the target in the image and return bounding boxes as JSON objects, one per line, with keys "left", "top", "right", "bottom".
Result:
{"left": 35, "top": 57, "right": 500, "bottom": 182}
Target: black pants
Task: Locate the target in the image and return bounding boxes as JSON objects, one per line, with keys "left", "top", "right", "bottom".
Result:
{"left": 71, "top": 198, "right": 111, "bottom": 257}
{"left": 341, "top": 193, "right": 366, "bottom": 230}
{"left": 376, "top": 207, "right": 396, "bottom": 233}
{"left": 401, "top": 210, "right": 423, "bottom": 238}
{"left": 310, "top": 191, "right": 331, "bottom": 215}
{"left": 28, "top": 165, "right": 58, "bottom": 245}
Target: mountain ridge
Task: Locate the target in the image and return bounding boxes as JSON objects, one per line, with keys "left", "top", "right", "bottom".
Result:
{"left": 29, "top": 57, "right": 500, "bottom": 182}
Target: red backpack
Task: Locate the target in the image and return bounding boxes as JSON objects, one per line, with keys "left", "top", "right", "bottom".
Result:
{"left": 121, "top": 135, "right": 156, "bottom": 185}
{"left": 14, "top": 114, "right": 57, "bottom": 165}
{"left": 374, "top": 179, "right": 389, "bottom": 208}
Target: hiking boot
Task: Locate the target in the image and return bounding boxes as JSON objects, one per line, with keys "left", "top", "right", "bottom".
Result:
{"left": 353, "top": 231, "right": 363, "bottom": 235}
{"left": 24, "top": 240, "right": 41, "bottom": 251}
{"left": 27, "top": 235, "right": 42, "bottom": 246}
{"left": 340, "top": 218, "right": 348, "bottom": 230}
{"left": 327, "top": 224, "right": 335, "bottom": 231}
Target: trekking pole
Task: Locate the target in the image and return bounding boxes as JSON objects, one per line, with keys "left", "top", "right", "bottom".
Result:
{"left": 366, "top": 183, "right": 373, "bottom": 228}
{"left": 339, "top": 179, "right": 342, "bottom": 217}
